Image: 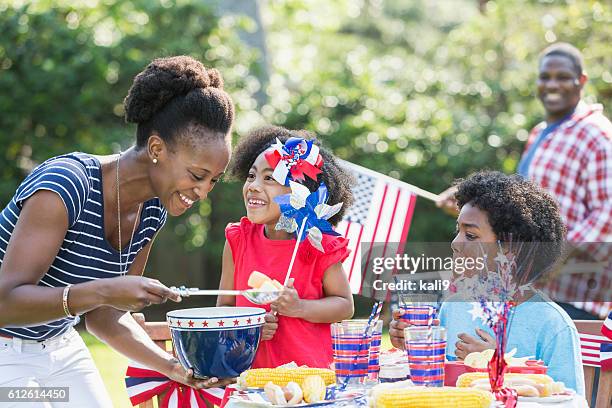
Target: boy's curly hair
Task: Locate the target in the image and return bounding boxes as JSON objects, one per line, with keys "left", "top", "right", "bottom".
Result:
{"left": 229, "top": 125, "right": 354, "bottom": 226}
{"left": 455, "top": 171, "right": 566, "bottom": 282}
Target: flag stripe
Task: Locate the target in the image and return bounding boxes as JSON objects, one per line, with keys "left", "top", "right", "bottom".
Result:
{"left": 382, "top": 188, "right": 401, "bottom": 259}
{"left": 361, "top": 184, "right": 389, "bottom": 290}
{"left": 398, "top": 194, "right": 417, "bottom": 255}
{"left": 348, "top": 224, "right": 364, "bottom": 284}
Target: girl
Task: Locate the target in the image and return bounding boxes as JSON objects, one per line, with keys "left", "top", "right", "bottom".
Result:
{"left": 389, "top": 171, "right": 585, "bottom": 395}
{"left": 217, "top": 126, "right": 355, "bottom": 368}
{"left": 0, "top": 55, "right": 235, "bottom": 406}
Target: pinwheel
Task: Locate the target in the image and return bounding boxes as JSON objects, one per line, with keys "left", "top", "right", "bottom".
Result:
{"left": 274, "top": 181, "right": 343, "bottom": 285}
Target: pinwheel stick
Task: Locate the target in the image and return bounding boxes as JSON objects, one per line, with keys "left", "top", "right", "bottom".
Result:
{"left": 283, "top": 217, "right": 308, "bottom": 287}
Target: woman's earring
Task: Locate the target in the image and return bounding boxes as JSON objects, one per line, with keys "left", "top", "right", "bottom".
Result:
{"left": 152, "top": 158, "right": 158, "bottom": 164}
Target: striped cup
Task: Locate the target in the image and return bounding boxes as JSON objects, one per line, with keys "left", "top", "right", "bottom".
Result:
{"left": 404, "top": 326, "right": 446, "bottom": 387}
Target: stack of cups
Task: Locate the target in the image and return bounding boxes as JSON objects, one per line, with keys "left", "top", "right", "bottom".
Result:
{"left": 397, "top": 297, "right": 446, "bottom": 387}
{"left": 331, "top": 320, "right": 373, "bottom": 388}
{"left": 368, "top": 320, "right": 383, "bottom": 381}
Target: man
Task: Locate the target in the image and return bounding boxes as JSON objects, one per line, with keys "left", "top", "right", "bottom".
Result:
{"left": 396, "top": 43, "right": 612, "bottom": 358}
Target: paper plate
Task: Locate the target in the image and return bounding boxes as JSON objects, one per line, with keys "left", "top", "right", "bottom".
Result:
{"left": 227, "top": 388, "right": 366, "bottom": 407}
{"left": 518, "top": 389, "right": 575, "bottom": 404}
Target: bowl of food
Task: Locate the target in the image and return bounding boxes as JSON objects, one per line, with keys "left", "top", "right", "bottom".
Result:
{"left": 167, "top": 306, "right": 266, "bottom": 379}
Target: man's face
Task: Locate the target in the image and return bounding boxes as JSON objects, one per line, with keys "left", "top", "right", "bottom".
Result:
{"left": 537, "top": 55, "right": 584, "bottom": 120}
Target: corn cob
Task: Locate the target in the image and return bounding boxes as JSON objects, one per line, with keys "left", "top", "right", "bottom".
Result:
{"left": 374, "top": 387, "right": 492, "bottom": 408}
{"left": 238, "top": 367, "right": 335, "bottom": 388}
{"left": 456, "top": 372, "right": 554, "bottom": 388}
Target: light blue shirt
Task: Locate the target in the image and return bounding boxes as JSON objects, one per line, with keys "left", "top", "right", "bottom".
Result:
{"left": 440, "top": 293, "right": 585, "bottom": 396}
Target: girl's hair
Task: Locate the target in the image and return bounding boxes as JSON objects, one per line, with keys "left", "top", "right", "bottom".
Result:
{"left": 455, "top": 171, "right": 566, "bottom": 281}
{"left": 229, "top": 125, "right": 354, "bottom": 226}
{"left": 123, "top": 55, "right": 234, "bottom": 149}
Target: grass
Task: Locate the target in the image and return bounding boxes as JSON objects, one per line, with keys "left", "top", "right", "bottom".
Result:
{"left": 82, "top": 331, "right": 132, "bottom": 408}
{"left": 83, "top": 328, "right": 394, "bottom": 407}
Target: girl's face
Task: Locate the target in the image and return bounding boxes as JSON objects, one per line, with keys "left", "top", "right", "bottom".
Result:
{"left": 451, "top": 202, "right": 499, "bottom": 275}
{"left": 152, "top": 134, "right": 231, "bottom": 216}
{"left": 242, "top": 150, "right": 291, "bottom": 227}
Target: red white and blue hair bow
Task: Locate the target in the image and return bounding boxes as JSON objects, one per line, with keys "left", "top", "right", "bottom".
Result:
{"left": 274, "top": 181, "right": 342, "bottom": 252}
{"left": 125, "top": 361, "right": 209, "bottom": 407}
{"left": 265, "top": 137, "right": 323, "bottom": 186}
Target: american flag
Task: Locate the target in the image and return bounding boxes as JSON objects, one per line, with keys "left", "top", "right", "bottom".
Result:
{"left": 335, "top": 160, "right": 429, "bottom": 295}
{"left": 602, "top": 310, "right": 612, "bottom": 371}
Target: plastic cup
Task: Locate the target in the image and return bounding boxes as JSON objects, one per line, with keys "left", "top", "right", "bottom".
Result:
{"left": 404, "top": 326, "right": 446, "bottom": 387}
{"left": 397, "top": 295, "right": 440, "bottom": 326}
{"left": 331, "top": 320, "right": 373, "bottom": 388}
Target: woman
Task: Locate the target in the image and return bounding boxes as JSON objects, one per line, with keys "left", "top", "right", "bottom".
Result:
{"left": 389, "top": 171, "right": 585, "bottom": 395}
{"left": 0, "top": 56, "right": 235, "bottom": 406}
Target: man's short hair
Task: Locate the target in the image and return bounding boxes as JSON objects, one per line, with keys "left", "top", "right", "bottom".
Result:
{"left": 539, "top": 42, "right": 584, "bottom": 77}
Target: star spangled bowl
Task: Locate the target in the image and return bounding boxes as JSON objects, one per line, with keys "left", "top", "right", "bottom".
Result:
{"left": 167, "top": 307, "right": 266, "bottom": 379}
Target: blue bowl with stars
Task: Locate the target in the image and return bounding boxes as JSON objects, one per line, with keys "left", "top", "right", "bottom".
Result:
{"left": 167, "top": 307, "right": 266, "bottom": 379}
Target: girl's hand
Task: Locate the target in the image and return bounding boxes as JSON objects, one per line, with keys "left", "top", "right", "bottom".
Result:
{"left": 166, "top": 358, "right": 236, "bottom": 389}
{"left": 271, "top": 278, "right": 304, "bottom": 318}
{"left": 389, "top": 308, "right": 408, "bottom": 350}
{"left": 262, "top": 312, "right": 278, "bottom": 341}
{"left": 454, "top": 328, "right": 496, "bottom": 360}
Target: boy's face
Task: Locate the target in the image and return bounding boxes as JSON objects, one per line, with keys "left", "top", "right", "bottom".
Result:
{"left": 451, "top": 202, "right": 498, "bottom": 276}
{"left": 242, "top": 150, "right": 291, "bottom": 226}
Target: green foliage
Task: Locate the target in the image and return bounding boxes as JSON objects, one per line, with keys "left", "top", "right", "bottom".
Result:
{"left": 258, "top": 0, "right": 611, "bottom": 241}
{"left": 0, "top": 0, "right": 261, "bottom": 259}
{"left": 1, "top": 0, "right": 611, "bottom": 292}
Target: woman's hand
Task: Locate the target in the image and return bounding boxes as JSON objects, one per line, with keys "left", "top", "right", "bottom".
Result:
{"left": 389, "top": 308, "right": 408, "bottom": 350}
{"left": 166, "top": 358, "right": 236, "bottom": 389}
{"left": 98, "top": 276, "right": 181, "bottom": 311}
{"left": 454, "top": 328, "right": 496, "bottom": 360}
{"left": 261, "top": 312, "right": 278, "bottom": 341}
{"left": 271, "top": 279, "right": 304, "bottom": 318}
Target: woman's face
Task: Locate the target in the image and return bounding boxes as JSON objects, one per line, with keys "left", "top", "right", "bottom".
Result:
{"left": 451, "top": 202, "right": 498, "bottom": 276}
{"left": 242, "top": 150, "right": 291, "bottom": 226}
{"left": 152, "top": 134, "right": 231, "bottom": 216}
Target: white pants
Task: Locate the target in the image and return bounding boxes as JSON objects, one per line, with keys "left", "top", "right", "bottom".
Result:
{"left": 0, "top": 328, "right": 113, "bottom": 408}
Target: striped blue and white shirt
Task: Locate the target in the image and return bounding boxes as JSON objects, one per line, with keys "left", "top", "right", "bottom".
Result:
{"left": 0, "top": 152, "right": 167, "bottom": 340}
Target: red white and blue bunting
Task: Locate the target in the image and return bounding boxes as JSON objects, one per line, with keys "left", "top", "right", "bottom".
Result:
{"left": 125, "top": 361, "right": 209, "bottom": 407}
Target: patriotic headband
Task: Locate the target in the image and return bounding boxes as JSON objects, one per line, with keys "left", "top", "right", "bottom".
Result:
{"left": 125, "top": 362, "right": 209, "bottom": 408}
{"left": 264, "top": 137, "right": 323, "bottom": 186}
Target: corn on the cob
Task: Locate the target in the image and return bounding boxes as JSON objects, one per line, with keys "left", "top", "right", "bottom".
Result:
{"left": 456, "top": 372, "right": 554, "bottom": 388}
{"left": 374, "top": 386, "right": 492, "bottom": 408}
{"left": 238, "top": 367, "right": 335, "bottom": 388}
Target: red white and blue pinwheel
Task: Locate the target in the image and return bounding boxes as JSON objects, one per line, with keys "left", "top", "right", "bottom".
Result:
{"left": 274, "top": 181, "right": 342, "bottom": 253}
{"left": 265, "top": 137, "right": 323, "bottom": 186}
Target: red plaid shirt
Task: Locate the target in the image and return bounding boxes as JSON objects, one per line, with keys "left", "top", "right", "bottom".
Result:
{"left": 522, "top": 102, "right": 612, "bottom": 318}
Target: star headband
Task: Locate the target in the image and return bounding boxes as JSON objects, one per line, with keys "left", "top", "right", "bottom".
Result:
{"left": 264, "top": 137, "right": 324, "bottom": 186}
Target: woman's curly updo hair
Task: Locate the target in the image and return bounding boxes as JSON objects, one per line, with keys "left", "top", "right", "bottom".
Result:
{"left": 124, "top": 55, "right": 234, "bottom": 148}
{"left": 455, "top": 171, "right": 566, "bottom": 281}
{"left": 229, "top": 125, "right": 354, "bottom": 226}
